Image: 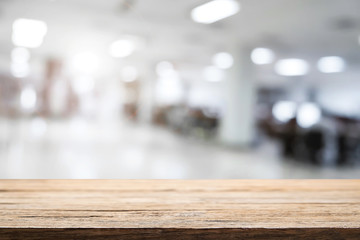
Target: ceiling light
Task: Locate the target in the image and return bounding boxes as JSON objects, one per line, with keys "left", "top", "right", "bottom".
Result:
{"left": 12, "top": 18, "right": 47, "bottom": 48}
{"left": 191, "top": 0, "right": 240, "bottom": 24}
{"left": 317, "top": 56, "right": 345, "bottom": 73}
{"left": 203, "top": 66, "right": 224, "bottom": 82}
{"left": 251, "top": 48, "right": 275, "bottom": 65}
{"left": 11, "top": 62, "right": 30, "bottom": 78}
{"left": 11, "top": 47, "right": 30, "bottom": 63}
{"left": 275, "top": 58, "right": 309, "bottom": 76}
{"left": 212, "top": 52, "right": 234, "bottom": 69}
{"left": 109, "top": 39, "right": 136, "bottom": 58}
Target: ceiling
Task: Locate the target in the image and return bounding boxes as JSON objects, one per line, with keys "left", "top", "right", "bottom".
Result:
{"left": 0, "top": 0, "right": 359, "bottom": 80}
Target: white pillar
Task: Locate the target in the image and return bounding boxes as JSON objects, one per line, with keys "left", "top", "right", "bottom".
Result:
{"left": 138, "top": 63, "right": 156, "bottom": 124}
{"left": 219, "top": 47, "right": 256, "bottom": 146}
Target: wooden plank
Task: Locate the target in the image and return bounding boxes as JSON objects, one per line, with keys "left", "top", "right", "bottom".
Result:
{"left": 0, "top": 180, "right": 359, "bottom": 239}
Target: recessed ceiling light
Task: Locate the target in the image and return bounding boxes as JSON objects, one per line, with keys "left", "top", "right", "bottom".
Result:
{"left": 212, "top": 52, "right": 234, "bottom": 69}
{"left": 251, "top": 48, "right": 275, "bottom": 65}
{"left": 11, "top": 47, "right": 30, "bottom": 63}
{"left": 12, "top": 18, "right": 47, "bottom": 48}
{"left": 11, "top": 62, "right": 30, "bottom": 78}
{"left": 191, "top": 0, "right": 240, "bottom": 24}
{"left": 275, "top": 58, "right": 309, "bottom": 76}
{"left": 109, "top": 39, "right": 135, "bottom": 58}
{"left": 317, "top": 56, "right": 345, "bottom": 73}
{"left": 109, "top": 35, "right": 144, "bottom": 58}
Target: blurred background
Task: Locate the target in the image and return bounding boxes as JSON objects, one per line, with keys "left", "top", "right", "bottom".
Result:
{"left": 0, "top": 0, "right": 360, "bottom": 179}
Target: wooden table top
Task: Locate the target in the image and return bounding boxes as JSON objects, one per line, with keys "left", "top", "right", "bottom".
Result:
{"left": 0, "top": 179, "right": 359, "bottom": 239}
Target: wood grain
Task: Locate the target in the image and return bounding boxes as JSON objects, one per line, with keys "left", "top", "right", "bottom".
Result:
{"left": 0, "top": 180, "right": 359, "bottom": 239}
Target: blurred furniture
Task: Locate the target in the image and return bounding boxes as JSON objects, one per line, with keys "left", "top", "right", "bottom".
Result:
{"left": 153, "top": 106, "right": 219, "bottom": 138}
{"left": 1, "top": 180, "right": 359, "bottom": 239}
{"left": 302, "top": 129, "right": 325, "bottom": 164}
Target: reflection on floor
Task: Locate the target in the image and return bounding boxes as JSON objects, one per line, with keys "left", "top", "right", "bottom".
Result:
{"left": 0, "top": 117, "right": 359, "bottom": 179}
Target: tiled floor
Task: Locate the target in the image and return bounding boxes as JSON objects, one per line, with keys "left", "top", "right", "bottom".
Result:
{"left": 0, "top": 117, "right": 359, "bottom": 179}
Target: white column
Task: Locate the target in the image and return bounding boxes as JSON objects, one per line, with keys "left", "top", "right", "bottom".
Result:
{"left": 219, "top": 47, "right": 256, "bottom": 146}
{"left": 138, "top": 63, "right": 156, "bottom": 124}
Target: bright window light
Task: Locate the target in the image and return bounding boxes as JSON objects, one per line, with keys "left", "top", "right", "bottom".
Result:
{"left": 297, "top": 102, "right": 321, "bottom": 128}
{"left": 191, "top": 0, "right": 240, "bottom": 24}
{"left": 12, "top": 18, "right": 47, "bottom": 48}
{"left": 203, "top": 66, "right": 224, "bottom": 82}
{"left": 71, "top": 52, "right": 99, "bottom": 75}
{"left": 11, "top": 47, "right": 30, "bottom": 63}
{"left": 317, "top": 56, "right": 345, "bottom": 73}
{"left": 121, "top": 66, "right": 138, "bottom": 82}
{"left": 272, "top": 101, "right": 297, "bottom": 123}
{"left": 20, "top": 87, "right": 37, "bottom": 110}
{"left": 251, "top": 48, "right": 275, "bottom": 65}
{"left": 109, "top": 39, "right": 135, "bottom": 58}
{"left": 212, "top": 52, "right": 234, "bottom": 69}
{"left": 275, "top": 58, "right": 309, "bottom": 76}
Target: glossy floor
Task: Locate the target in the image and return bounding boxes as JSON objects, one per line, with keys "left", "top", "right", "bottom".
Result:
{"left": 0, "top": 117, "right": 359, "bottom": 179}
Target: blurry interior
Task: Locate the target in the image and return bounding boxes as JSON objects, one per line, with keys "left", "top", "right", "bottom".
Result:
{"left": 1, "top": 0, "right": 360, "bottom": 178}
